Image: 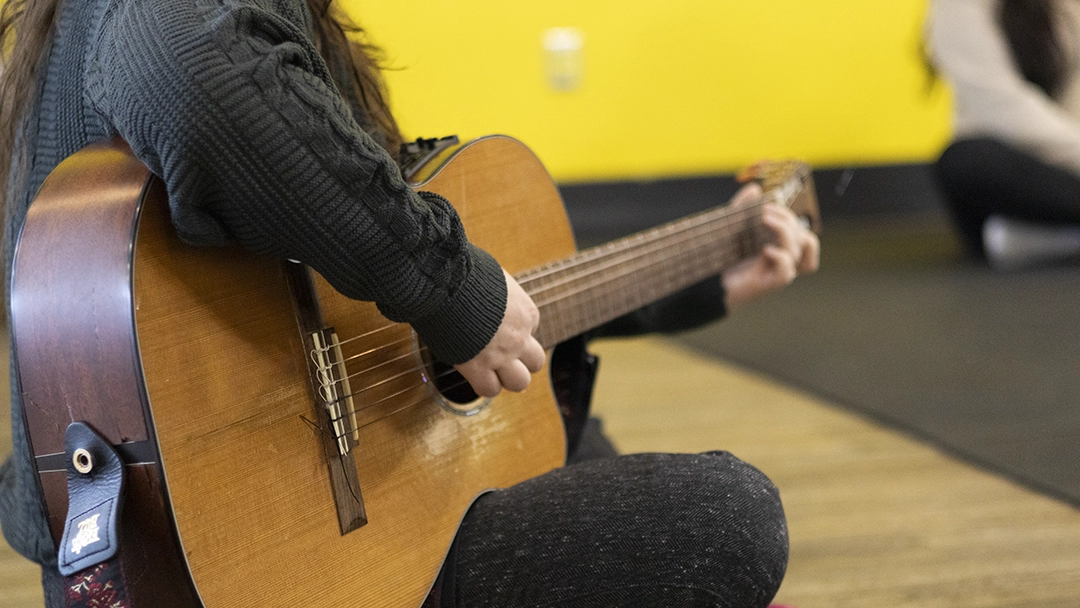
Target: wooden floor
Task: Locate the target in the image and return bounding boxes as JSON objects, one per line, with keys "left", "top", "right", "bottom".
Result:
{"left": 589, "top": 338, "right": 1080, "bottom": 608}
{"left": 2, "top": 336, "right": 1079, "bottom": 607}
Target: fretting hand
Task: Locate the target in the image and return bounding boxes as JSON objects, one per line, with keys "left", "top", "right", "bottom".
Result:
{"left": 721, "top": 183, "right": 820, "bottom": 313}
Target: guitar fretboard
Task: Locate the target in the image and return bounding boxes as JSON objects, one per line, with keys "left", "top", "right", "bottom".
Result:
{"left": 518, "top": 197, "right": 766, "bottom": 348}
{"left": 515, "top": 163, "right": 812, "bottom": 348}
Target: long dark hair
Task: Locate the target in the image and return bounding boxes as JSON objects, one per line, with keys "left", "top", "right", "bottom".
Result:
{"left": 307, "top": 0, "right": 404, "bottom": 158}
{"left": 0, "top": 0, "right": 60, "bottom": 222}
{"left": 1000, "top": 0, "right": 1070, "bottom": 97}
{"left": 0, "top": 0, "right": 404, "bottom": 220}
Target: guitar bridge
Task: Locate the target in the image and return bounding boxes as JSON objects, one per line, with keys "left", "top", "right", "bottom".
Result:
{"left": 310, "top": 328, "right": 358, "bottom": 456}
{"left": 305, "top": 326, "right": 367, "bottom": 534}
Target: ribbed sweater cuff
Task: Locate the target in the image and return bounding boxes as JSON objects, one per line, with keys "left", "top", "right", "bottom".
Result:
{"left": 409, "top": 246, "right": 507, "bottom": 365}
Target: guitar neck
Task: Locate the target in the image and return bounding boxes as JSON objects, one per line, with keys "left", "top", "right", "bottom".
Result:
{"left": 519, "top": 165, "right": 815, "bottom": 349}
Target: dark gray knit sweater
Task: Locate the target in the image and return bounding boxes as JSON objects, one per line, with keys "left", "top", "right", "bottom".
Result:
{"left": 1, "top": 0, "right": 507, "bottom": 568}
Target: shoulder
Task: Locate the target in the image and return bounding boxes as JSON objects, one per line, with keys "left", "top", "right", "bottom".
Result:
{"left": 930, "top": 0, "right": 1002, "bottom": 40}
{"left": 88, "top": 0, "right": 325, "bottom": 108}
{"left": 95, "top": 0, "right": 316, "bottom": 55}
{"left": 929, "top": 0, "right": 1012, "bottom": 75}
{"left": 930, "top": 0, "right": 1002, "bottom": 35}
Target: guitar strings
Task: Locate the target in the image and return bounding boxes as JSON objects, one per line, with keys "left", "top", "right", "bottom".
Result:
{"left": 311, "top": 197, "right": 760, "bottom": 358}
{"left": 316, "top": 204, "right": 762, "bottom": 393}
{"left": 516, "top": 195, "right": 771, "bottom": 291}
{"left": 315, "top": 187, "right": 803, "bottom": 440}
{"left": 530, "top": 208, "right": 766, "bottom": 310}
{"left": 305, "top": 198, "right": 761, "bottom": 363}
{"left": 316, "top": 213, "right": 770, "bottom": 431}
{"left": 314, "top": 197, "right": 766, "bottom": 372}
{"left": 313, "top": 199, "right": 771, "bottom": 413}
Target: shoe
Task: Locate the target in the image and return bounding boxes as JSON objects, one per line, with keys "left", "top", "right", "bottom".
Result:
{"left": 982, "top": 215, "right": 1080, "bottom": 270}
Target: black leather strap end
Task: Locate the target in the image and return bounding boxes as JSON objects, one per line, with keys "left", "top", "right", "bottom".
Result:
{"left": 58, "top": 422, "right": 125, "bottom": 576}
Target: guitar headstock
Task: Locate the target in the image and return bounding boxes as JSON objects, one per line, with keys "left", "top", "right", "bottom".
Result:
{"left": 737, "top": 160, "right": 822, "bottom": 234}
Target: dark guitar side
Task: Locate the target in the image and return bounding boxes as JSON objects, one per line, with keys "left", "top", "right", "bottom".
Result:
{"left": 10, "top": 140, "right": 201, "bottom": 607}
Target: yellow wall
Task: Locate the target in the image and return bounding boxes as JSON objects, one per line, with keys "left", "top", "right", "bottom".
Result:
{"left": 347, "top": 1, "right": 951, "bottom": 182}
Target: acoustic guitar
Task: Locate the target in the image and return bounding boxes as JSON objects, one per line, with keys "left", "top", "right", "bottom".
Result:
{"left": 11, "top": 135, "right": 818, "bottom": 607}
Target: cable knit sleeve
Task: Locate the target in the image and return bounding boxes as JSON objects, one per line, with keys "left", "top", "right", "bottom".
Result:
{"left": 929, "top": 0, "right": 1080, "bottom": 175}
{"left": 85, "top": 0, "right": 505, "bottom": 364}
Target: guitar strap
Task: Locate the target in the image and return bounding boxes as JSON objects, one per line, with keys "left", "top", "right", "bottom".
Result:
{"left": 57, "top": 422, "right": 133, "bottom": 608}
{"left": 63, "top": 559, "right": 132, "bottom": 608}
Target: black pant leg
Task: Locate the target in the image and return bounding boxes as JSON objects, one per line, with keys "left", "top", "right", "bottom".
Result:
{"left": 934, "top": 137, "right": 1080, "bottom": 255}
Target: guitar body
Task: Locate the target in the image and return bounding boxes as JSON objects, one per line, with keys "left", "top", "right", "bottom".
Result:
{"left": 13, "top": 136, "right": 572, "bottom": 607}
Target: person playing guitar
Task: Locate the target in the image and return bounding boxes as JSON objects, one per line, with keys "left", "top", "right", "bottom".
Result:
{"left": 0, "top": 1, "right": 818, "bottom": 606}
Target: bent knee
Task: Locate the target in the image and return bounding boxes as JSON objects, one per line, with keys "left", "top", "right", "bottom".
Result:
{"left": 617, "top": 452, "right": 790, "bottom": 603}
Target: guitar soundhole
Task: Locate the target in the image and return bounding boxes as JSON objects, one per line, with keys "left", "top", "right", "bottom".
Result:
{"left": 431, "top": 360, "right": 480, "bottom": 405}
{"left": 413, "top": 332, "right": 491, "bottom": 416}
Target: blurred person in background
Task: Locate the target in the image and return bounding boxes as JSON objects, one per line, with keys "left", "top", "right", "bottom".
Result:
{"left": 929, "top": 0, "right": 1080, "bottom": 269}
